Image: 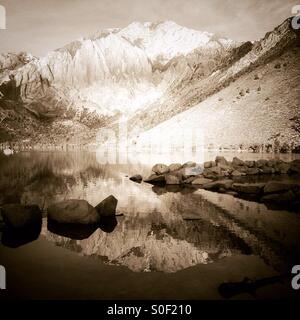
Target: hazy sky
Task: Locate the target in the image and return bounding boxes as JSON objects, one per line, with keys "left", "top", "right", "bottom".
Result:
{"left": 0, "top": 0, "right": 298, "bottom": 56}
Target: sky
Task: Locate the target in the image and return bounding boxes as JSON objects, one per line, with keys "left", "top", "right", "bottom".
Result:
{"left": 0, "top": 0, "right": 298, "bottom": 56}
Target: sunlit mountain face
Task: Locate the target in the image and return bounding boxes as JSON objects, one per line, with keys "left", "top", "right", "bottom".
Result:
{"left": 0, "top": 18, "right": 299, "bottom": 150}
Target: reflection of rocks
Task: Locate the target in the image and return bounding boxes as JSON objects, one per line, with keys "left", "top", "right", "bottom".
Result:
{"left": 232, "top": 183, "right": 265, "bottom": 194}
{"left": 0, "top": 204, "right": 42, "bottom": 247}
{"left": 0, "top": 204, "right": 42, "bottom": 229}
{"left": 42, "top": 196, "right": 253, "bottom": 273}
{"left": 1, "top": 223, "right": 42, "bottom": 248}
{"left": 47, "top": 219, "right": 98, "bottom": 240}
{"left": 48, "top": 199, "right": 99, "bottom": 224}
{"left": 99, "top": 216, "right": 118, "bottom": 233}
{"left": 95, "top": 195, "right": 118, "bottom": 217}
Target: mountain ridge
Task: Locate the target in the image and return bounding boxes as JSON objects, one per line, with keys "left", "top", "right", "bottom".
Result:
{"left": 0, "top": 18, "right": 299, "bottom": 150}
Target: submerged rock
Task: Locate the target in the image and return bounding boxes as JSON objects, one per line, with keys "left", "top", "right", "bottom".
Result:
{"left": 48, "top": 199, "right": 99, "bottom": 224}
{"left": 95, "top": 195, "right": 118, "bottom": 217}
{"left": 129, "top": 174, "right": 143, "bottom": 183}
{"left": 0, "top": 204, "right": 42, "bottom": 229}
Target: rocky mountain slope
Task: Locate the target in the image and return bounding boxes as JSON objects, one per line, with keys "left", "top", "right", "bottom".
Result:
{"left": 128, "top": 18, "right": 300, "bottom": 149}
{"left": 0, "top": 18, "right": 299, "bottom": 149}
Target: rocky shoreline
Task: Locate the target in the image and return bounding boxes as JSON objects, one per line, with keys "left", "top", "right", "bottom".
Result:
{"left": 130, "top": 157, "right": 300, "bottom": 210}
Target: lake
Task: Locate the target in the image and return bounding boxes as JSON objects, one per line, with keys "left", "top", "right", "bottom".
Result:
{"left": 0, "top": 150, "right": 300, "bottom": 299}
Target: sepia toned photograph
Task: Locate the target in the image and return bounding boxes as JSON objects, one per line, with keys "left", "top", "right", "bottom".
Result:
{"left": 0, "top": 0, "right": 300, "bottom": 305}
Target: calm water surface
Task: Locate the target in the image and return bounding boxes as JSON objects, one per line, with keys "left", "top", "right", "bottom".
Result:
{"left": 0, "top": 151, "right": 300, "bottom": 274}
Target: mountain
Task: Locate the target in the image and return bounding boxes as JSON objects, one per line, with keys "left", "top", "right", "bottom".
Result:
{"left": 0, "top": 19, "right": 299, "bottom": 149}
{"left": 128, "top": 18, "right": 300, "bottom": 150}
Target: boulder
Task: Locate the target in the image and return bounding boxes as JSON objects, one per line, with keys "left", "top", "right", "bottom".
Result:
{"left": 203, "top": 179, "right": 233, "bottom": 191}
{"left": 245, "top": 161, "right": 255, "bottom": 168}
{"left": 215, "top": 156, "right": 228, "bottom": 166}
{"left": 183, "top": 164, "right": 204, "bottom": 177}
{"left": 232, "top": 157, "right": 244, "bottom": 166}
{"left": 275, "top": 162, "right": 290, "bottom": 174}
{"left": 203, "top": 167, "right": 225, "bottom": 179}
{"left": 256, "top": 159, "right": 268, "bottom": 168}
{"left": 129, "top": 174, "right": 143, "bottom": 183}
{"left": 217, "top": 163, "right": 234, "bottom": 173}
{"left": 165, "top": 173, "right": 182, "bottom": 185}
{"left": 0, "top": 204, "right": 42, "bottom": 229}
{"left": 182, "top": 161, "right": 197, "bottom": 168}
{"left": 260, "top": 166, "right": 275, "bottom": 174}
{"left": 152, "top": 163, "right": 169, "bottom": 175}
{"left": 266, "top": 159, "right": 278, "bottom": 167}
{"left": 233, "top": 183, "right": 265, "bottom": 194}
{"left": 48, "top": 199, "right": 99, "bottom": 224}
{"left": 191, "top": 177, "right": 213, "bottom": 185}
{"left": 263, "top": 181, "right": 299, "bottom": 194}
{"left": 203, "top": 166, "right": 222, "bottom": 179}
{"left": 182, "top": 176, "right": 198, "bottom": 184}
{"left": 95, "top": 195, "right": 118, "bottom": 217}
{"left": 245, "top": 167, "right": 260, "bottom": 175}
{"left": 144, "top": 174, "right": 166, "bottom": 184}
{"left": 168, "top": 163, "right": 182, "bottom": 172}
{"left": 231, "top": 170, "right": 246, "bottom": 177}
{"left": 204, "top": 161, "right": 216, "bottom": 168}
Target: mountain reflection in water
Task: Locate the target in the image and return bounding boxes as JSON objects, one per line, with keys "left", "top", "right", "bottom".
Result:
{"left": 1, "top": 151, "right": 300, "bottom": 273}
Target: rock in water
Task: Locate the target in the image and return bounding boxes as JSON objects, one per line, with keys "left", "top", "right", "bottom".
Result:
{"left": 165, "top": 174, "right": 182, "bottom": 185}
{"left": 95, "top": 195, "right": 118, "bottom": 217}
{"left": 182, "top": 161, "right": 197, "bottom": 168}
{"left": 191, "top": 177, "right": 213, "bottom": 185}
{"left": 215, "top": 156, "right": 228, "bottom": 166}
{"left": 0, "top": 204, "right": 42, "bottom": 229}
{"left": 144, "top": 174, "right": 166, "bottom": 184}
{"left": 129, "top": 174, "right": 143, "bottom": 183}
{"left": 204, "top": 161, "right": 216, "bottom": 168}
{"left": 168, "top": 163, "right": 182, "bottom": 172}
{"left": 48, "top": 199, "right": 99, "bottom": 224}
{"left": 232, "top": 157, "right": 245, "bottom": 166}
{"left": 203, "top": 179, "right": 234, "bottom": 191}
{"left": 152, "top": 164, "right": 169, "bottom": 174}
